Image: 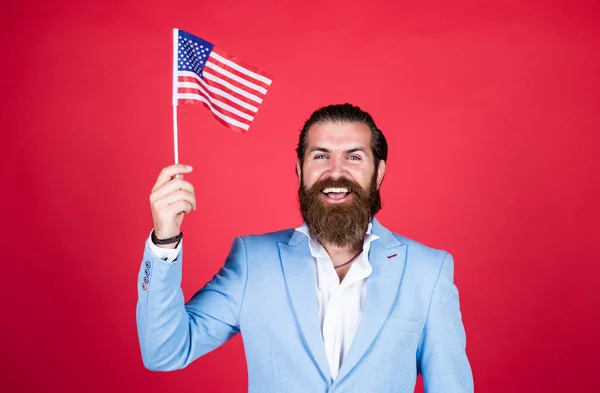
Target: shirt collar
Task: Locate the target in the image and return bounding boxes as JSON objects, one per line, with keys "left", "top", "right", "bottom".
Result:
{"left": 295, "top": 222, "right": 380, "bottom": 260}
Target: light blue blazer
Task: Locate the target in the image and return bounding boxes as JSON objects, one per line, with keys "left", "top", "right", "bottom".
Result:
{"left": 136, "top": 218, "right": 473, "bottom": 392}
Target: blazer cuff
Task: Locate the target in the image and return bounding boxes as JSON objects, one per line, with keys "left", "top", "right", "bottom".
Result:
{"left": 147, "top": 229, "right": 182, "bottom": 263}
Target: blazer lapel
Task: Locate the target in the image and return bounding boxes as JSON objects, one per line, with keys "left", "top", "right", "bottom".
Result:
{"left": 334, "top": 218, "right": 407, "bottom": 384}
{"left": 278, "top": 231, "right": 331, "bottom": 383}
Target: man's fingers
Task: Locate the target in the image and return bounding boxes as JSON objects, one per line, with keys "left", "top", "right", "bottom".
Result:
{"left": 168, "top": 200, "right": 193, "bottom": 216}
{"left": 150, "top": 178, "right": 195, "bottom": 202}
{"left": 153, "top": 189, "right": 197, "bottom": 211}
{"left": 152, "top": 164, "right": 193, "bottom": 192}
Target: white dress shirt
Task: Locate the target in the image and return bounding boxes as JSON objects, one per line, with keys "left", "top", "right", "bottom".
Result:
{"left": 146, "top": 224, "right": 379, "bottom": 381}
{"left": 294, "top": 223, "right": 379, "bottom": 380}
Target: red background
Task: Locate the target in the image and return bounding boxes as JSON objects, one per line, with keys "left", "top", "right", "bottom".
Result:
{"left": 2, "top": 0, "right": 599, "bottom": 392}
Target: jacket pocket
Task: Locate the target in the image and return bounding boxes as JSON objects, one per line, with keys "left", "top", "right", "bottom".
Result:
{"left": 383, "top": 316, "right": 423, "bottom": 333}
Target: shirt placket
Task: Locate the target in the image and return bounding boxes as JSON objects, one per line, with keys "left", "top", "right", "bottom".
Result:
{"left": 320, "top": 256, "right": 343, "bottom": 379}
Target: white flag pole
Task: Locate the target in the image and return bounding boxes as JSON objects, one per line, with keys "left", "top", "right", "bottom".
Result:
{"left": 172, "top": 28, "right": 180, "bottom": 166}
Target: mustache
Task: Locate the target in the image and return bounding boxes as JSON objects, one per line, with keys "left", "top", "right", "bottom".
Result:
{"left": 309, "top": 177, "right": 362, "bottom": 193}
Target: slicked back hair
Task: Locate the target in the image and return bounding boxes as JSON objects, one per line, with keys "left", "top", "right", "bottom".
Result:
{"left": 296, "top": 103, "right": 388, "bottom": 168}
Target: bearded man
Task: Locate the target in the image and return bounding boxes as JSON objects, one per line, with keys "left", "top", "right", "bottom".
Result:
{"left": 136, "top": 104, "right": 473, "bottom": 393}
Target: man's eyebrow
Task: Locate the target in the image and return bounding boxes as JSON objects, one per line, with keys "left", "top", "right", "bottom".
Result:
{"left": 308, "top": 146, "right": 330, "bottom": 153}
{"left": 308, "top": 146, "right": 368, "bottom": 154}
{"left": 344, "top": 147, "right": 368, "bottom": 154}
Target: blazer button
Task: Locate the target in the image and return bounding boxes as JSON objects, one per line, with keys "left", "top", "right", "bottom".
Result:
{"left": 142, "top": 282, "right": 148, "bottom": 290}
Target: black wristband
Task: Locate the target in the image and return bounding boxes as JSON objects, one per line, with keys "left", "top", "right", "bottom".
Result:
{"left": 151, "top": 230, "right": 183, "bottom": 245}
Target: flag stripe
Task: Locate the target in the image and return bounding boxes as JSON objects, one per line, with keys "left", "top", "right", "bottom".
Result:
{"left": 207, "top": 55, "right": 270, "bottom": 91}
{"left": 178, "top": 86, "right": 254, "bottom": 121}
{"left": 178, "top": 79, "right": 259, "bottom": 113}
{"left": 202, "top": 71, "right": 264, "bottom": 104}
{"left": 178, "top": 93, "right": 250, "bottom": 130}
{"left": 178, "top": 71, "right": 264, "bottom": 104}
{"left": 180, "top": 77, "right": 260, "bottom": 111}
{"left": 178, "top": 86, "right": 251, "bottom": 124}
{"left": 210, "top": 50, "right": 272, "bottom": 86}
{"left": 179, "top": 97, "right": 249, "bottom": 133}
{"left": 205, "top": 57, "right": 268, "bottom": 95}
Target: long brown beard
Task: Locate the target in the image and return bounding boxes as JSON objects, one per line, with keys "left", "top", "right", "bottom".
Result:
{"left": 298, "top": 172, "right": 381, "bottom": 248}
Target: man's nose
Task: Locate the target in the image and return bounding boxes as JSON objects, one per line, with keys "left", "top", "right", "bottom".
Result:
{"left": 326, "top": 156, "right": 346, "bottom": 178}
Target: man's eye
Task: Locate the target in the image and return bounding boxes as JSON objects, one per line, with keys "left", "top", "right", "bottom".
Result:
{"left": 348, "top": 155, "right": 361, "bottom": 160}
{"left": 314, "top": 154, "right": 327, "bottom": 159}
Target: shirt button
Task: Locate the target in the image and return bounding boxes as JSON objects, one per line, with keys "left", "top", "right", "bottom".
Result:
{"left": 142, "top": 282, "right": 148, "bottom": 291}
{"left": 144, "top": 261, "right": 150, "bottom": 268}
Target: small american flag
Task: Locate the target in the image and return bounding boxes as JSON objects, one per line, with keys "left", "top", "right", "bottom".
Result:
{"left": 174, "top": 29, "right": 273, "bottom": 133}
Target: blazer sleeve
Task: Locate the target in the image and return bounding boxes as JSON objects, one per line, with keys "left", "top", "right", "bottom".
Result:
{"left": 136, "top": 236, "right": 248, "bottom": 371}
{"left": 417, "top": 252, "right": 474, "bottom": 393}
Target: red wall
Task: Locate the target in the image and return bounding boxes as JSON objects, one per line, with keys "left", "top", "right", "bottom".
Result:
{"left": 2, "top": 0, "right": 599, "bottom": 392}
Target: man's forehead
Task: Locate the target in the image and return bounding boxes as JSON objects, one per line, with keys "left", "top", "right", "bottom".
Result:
{"left": 306, "top": 121, "right": 371, "bottom": 149}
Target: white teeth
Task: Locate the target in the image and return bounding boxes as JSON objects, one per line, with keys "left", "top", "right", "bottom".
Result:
{"left": 322, "top": 187, "right": 350, "bottom": 193}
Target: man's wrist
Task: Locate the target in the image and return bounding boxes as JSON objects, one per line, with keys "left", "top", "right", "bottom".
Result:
{"left": 147, "top": 231, "right": 182, "bottom": 262}
{"left": 151, "top": 230, "right": 183, "bottom": 249}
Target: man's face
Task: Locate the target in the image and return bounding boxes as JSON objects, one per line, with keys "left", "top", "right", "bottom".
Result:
{"left": 297, "top": 121, "right": 386, "bottom": 248}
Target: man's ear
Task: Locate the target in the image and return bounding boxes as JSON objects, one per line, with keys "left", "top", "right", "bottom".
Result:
{"left": 376, "top": 160, "right": 386, "bottom": 189}
{"left": 296, "top": 160, "right": 301, "bottom": 181}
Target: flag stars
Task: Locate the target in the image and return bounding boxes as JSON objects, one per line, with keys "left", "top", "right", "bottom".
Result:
{"left": 176, "top": 34, "right": 212, "bottom": 72}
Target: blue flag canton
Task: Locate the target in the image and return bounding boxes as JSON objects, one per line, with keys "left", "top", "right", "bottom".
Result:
{"left": 177, "top": 30, "right": 215, "bottom": 75}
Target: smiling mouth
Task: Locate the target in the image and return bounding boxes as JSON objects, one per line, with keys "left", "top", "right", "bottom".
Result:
{"left": 321, "top": 187, "right": 353, "bottom": 202}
